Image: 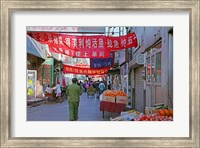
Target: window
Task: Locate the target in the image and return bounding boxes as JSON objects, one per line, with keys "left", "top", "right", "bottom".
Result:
{"left": 146, "top": 57, "right": 150, "bottom": 82}
{"left": 155, "top": 52, "right": 161, "bottom": 83}
{"left": 145, "top": 48, "right": 161, "bottom": 84}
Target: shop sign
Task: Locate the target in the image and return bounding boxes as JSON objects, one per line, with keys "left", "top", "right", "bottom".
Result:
{"left": 90, "top": 52, "right": 114, "bottom": 68}
{"left": 42, "top": 58, "right": 54, "bottom": 84}
{"left": 43, "top": 57, "right": 54, "bottom": 65}
{"left": 137, "top": 54, "right": 145, "bottom": 64}
{"left": 74, "top": 58, "right": 90, "bottom": 66}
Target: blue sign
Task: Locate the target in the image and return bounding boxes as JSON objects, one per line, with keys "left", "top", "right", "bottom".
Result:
{"left": 91, "top": 52, "right": 114, "bottom": 68}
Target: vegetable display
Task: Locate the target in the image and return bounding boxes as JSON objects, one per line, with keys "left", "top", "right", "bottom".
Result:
{"left": 133, "top": 113, "right": 173, "bottom": 121}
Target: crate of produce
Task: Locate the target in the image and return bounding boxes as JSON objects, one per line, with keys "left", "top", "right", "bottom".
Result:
{"left": 102, "top": 96, "right": 116, "bottom": 103}
{"left": 116, "top": 96, "right": 128, "bottom": 104}
{"left": 145, "top": 107, "right": 158, "bottom": 115}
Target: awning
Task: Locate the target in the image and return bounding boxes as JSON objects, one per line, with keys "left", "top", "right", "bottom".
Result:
{"left": 107, "top": 68, "right": 120, "bottom": 75}
{"left": 27, "top": 36, "right": 46, "bottom": 60}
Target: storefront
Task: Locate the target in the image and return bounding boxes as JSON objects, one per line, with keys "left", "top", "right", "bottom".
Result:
{"left": 145, "top": 40, "right": 163, "bottom": 107}
{"left": 129, "top": 27, "right": 173, "bottom": 113}
{"left": 27, "top": 35, "right": 47, "bottom": 101}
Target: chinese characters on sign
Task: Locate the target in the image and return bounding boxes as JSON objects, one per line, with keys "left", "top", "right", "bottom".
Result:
{"left": 27, "top": 32, "right": 138, "bottom": 51}
{"left": 42, "top": 58, "right": 54, "bottom": 85}
{"left": 49, "top": 44, "right": 110, "bottom": 58}
{"left": 27, "top": 31, "right": 138, "bottom": 73}
{"left": 63, "top": 65, "right": 109, "bottom": 75}
{"left": 90, "top": 52, "right": 114, "bottom": 68}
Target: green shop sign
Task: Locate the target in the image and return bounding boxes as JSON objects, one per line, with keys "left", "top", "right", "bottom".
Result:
{"left": 42, "top": 58, "right": 54, "bottom": 85}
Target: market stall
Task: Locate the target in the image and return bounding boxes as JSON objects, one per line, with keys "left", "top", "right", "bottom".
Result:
{"left": 110, "top": 110, "right": 140, "bottom": 121}
{"left": 100, "top": 90, "right": 128, "bottom": 118}
{"left": 110, "top": 103, "right": 173, "bottom": 121}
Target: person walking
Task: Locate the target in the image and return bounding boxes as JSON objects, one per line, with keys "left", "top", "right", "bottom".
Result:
{"left": 52, "top": 81, "right": 62, "bottom": 103}
{"left": 107, "top": 81, "right": 111, "bottom": 90}
{"left": 84, "top": 81, "right": 89, "bottom": 92}
{"left": 99, "top": 81, "right": 105, "bottom": 95}
{"left": 66, "top": 78, "right": 82, "bottom": 121}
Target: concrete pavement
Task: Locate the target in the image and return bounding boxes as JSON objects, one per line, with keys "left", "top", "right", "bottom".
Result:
{"left": 27, "top": 92, "right": 120, "bottom": 121}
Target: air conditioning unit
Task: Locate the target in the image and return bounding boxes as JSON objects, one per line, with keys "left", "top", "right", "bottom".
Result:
{"left": 136, "top": 54, "right": 145, "bottom": 64}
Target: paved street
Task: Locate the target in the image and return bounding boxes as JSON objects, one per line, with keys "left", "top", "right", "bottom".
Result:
{"left": 27, "top": 92, "right": 119, "bottom": 121}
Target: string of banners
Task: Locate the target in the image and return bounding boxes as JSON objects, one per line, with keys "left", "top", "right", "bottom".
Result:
{"left": 27, "top": 32, "right": 138, "bottom": 58}
{"left": 63, "top": 64, "right": 109, "bottom": 75}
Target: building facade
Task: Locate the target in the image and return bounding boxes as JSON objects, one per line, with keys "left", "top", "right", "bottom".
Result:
{"left": 128, "top": 27, "right": 173, "bottom": 113}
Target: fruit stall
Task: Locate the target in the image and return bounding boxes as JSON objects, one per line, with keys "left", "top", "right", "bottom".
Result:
{"left": 100, "top": 90, "right": 128, "bottom": 118}
{"left": 110, "top": 103, "right": 173, "bottom": 121}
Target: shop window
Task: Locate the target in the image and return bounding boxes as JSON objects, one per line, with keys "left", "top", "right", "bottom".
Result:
{"left": 146, "top": 57, "right": 150, "bottom": 82}
{"left": 151, "top": 55, "right": 155, "bottom": 80}
{"left": 146, "top": 50, "right": 161, "bottom": 83}
{"left": 155, "top": 52, "right": 161, "bottom": 83}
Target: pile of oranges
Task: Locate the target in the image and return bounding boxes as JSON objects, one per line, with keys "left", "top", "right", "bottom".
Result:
{"left": 157, "top": 109, "right": 173, "bottom": 116}
{"left": 104, "top": 90, "right": 127, "bottom": 97}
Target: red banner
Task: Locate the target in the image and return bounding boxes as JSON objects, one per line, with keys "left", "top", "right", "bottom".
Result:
{"left": 49, "top": 44, "right": 110, "bottom": 58}
{"left": 63, "top": 65, "right": 109, "bottom": 75}
{"left": 27, "top": 32, "right": 138, "bottom": 51}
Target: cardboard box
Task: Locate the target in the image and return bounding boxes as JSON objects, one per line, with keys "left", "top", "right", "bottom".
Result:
{"left": 102, "top": 96, "right": 116, "bottom": 103}
{"left": 145, "top": 107, "right": 158, "bottom": 114}
{"left": 116, "top": 96, "right": 128, "bottom": 104}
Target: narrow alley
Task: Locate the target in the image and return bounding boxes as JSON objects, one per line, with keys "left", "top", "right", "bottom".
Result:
{"left": 27, "top": 92, "right": 119, "bottom": 121}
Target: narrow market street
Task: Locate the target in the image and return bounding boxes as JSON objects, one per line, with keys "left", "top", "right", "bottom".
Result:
{"left": 27, "top": 26, "right": 174, "bottom": 122}
{"left": 27, "top": 92, "right": 119, "bottom": 121}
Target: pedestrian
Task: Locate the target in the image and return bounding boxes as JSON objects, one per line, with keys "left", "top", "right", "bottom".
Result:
{"left": 66, "top": 77, "right": 82, "bottom": 121}
{"left": 43, "top": 80, "right": 49, "bottom": 94}
{"left": 79, "top": 81, "right": 84, "bottom": 92}
{"left": 99, "top": 81, "right": 105, "bottom": 95}
{"left": 108, "top": 81, "right": 111, "bottom": 90}
{"left": 53, "top": 81, "right": 62, "bottom": 103}
{"left": 36, "top": 80, "right": 44, "bottom": 99}
{"left": 45, "top": 84, "right": 53, "bottom": 94}
{"left": 84, "top": 81, "right": 89, "bottom": 92}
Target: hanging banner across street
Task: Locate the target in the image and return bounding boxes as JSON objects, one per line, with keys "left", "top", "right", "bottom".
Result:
{"left": 27, "top": 32, "right": 138, "bottom": 51}
{"left": 90, "top": 52, "right": 114, "bottom": 68}
{"left": 63, "top": 65, "right": 109, "bottom": 75}
{"left": 49, "top": 44, "right": 110, "bottom": 58}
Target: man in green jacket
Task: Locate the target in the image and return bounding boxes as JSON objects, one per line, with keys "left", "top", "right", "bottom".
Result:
{"left": 66, "top": 78, "right": 82, "bottom": 121}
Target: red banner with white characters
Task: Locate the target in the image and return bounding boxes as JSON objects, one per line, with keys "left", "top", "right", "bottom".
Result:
{"left": 49, "top": 44, "right": 110, "bottom": 58}
{"left": 27, "top": 32, "right": 138, "bottom": 51}
{"left": 63, "top": 65, "right": 109, "bottom": 75}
